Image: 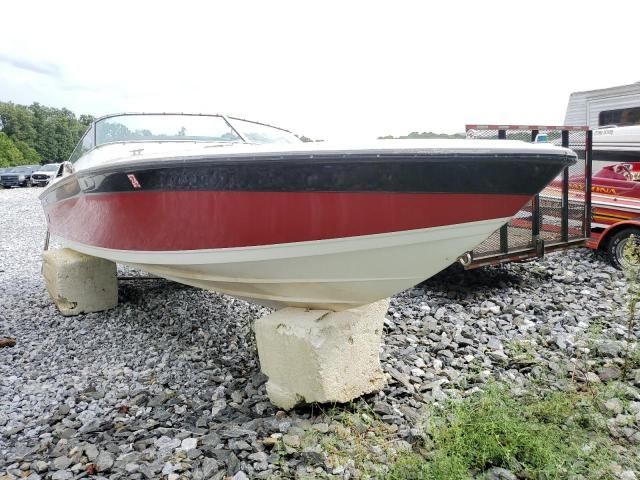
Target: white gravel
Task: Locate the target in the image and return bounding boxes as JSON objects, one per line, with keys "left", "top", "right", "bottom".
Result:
{"left": 1, "top": 187, "right": 638, "bottom": 479}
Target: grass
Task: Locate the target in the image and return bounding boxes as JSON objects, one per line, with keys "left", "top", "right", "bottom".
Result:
{"left": 385, "top": 240, "right": 640, "bottom": 479}
{"left": 279, "top": 350, "right": 640, "bottom": 479}
{"left": 282, "top": 380, "right": 638, "bottom": 479}
{"left": 622, "top": 236, "right": 640, "bottom": 380}
{"left": 388, "top": 382, "right": 637, "bottom": 480}
{"left": 271, "top": 402, "right": 409, "bottom": 479}
{"left": 505, "top": 338, "right": 538, "bottom": 363}
{"left": 587, "top": 316, "right": 607, "bottom": 339}
{"left": 505, "top": 338, "right": 533, "bottom": 355}
{"left": 315, "top": 409, "right": 401, "bottom": 477}
{"left": 625, "top": 344, "right": 640, "bottom": 370}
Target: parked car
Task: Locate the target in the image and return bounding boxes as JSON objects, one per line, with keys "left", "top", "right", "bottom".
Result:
{"left": 0, "top": 168, "right": 9, "bottom": 187}
{"left": 0, "top": 166, "right": 37, "bottom": 188}
{"left": 31, "top": 163, "right": 62, "bottom": 186}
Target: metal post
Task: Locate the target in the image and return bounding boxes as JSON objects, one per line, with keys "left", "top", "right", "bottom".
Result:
{"left": 43, "top": 229, "right": 50, "bottom": 251}
{"left": 561, "top": 130, "right": 570, "bottom": 242}
{"left": 498, "top": 128, "right": 508, "bottom": 252}
{"left": 530, "top": 130, "right": 539, "bottom": 142}
{"left": 531, "top": 195, "right": 540, "bottom": 237}
{"left": 530, "top": 127, "right": 541, "bottom": 244}
{"left": 499, "top": 224, "right": 509, "bottom": 253}
{"left": 585, "top": 130, "right": 593, "bottom": 237}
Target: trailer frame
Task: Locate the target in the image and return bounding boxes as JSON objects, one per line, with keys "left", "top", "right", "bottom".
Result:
{"left": 461, "top": 124, "right": 592, "bottom": 269}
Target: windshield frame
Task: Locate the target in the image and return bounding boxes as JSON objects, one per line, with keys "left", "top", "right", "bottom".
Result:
{"left": 67, "top": 112, "right": 301, "bottom": 164}
{"left": 227, "top": 116, "right": 302, "bottom": 144}
{"left": 93, "top": 113, "right": 248, "bottom": 146}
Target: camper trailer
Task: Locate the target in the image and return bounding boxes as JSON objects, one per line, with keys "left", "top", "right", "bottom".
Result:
{"left": 565, "top": 82, "right": 640, "bottom": 163}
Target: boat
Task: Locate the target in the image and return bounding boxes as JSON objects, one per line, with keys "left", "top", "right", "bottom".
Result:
{"left": 584, "top": 162, "right": 640, "bottom": 233}
{"left": 559, "top": 161, "right": 640, "bottom": 268}
{"left": 40, "top": 113, "right": 576, "bottom": 311}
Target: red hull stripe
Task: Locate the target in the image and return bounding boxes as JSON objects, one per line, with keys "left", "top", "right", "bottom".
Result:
{"left": 46, "top": 191, "right": 530, "bottom": 251}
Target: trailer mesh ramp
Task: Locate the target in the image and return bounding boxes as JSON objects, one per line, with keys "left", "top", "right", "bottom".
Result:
{"left": 462, "top": 125, "right": 590, "bottom": 268}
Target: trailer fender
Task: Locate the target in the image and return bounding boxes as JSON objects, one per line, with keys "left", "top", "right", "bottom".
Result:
{"left": 591, "top": 220, "right": 640, "bottom": 250}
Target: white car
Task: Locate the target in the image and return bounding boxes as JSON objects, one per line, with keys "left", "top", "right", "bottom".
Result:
{"left": 31, "top": 163, "right": 62, "bottom": 187}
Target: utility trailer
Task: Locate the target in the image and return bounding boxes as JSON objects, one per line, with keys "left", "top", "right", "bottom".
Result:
{"left": 460, "top": 85, "right": 640, "bottom": 270}
{"left": 460, "top": 124, "right": 592, "bottom": 269}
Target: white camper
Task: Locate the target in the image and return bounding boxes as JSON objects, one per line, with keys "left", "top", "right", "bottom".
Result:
{"left": 565, "top": 83, "right": 640, "bottom": 162}
{"left": 565, "top": 82, "right": 640, "bottom": 128}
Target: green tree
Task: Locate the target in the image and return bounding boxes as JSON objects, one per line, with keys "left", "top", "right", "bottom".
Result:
{"left": 378, "top": 131, "right": 466, "bottom": 140}
{"left": 0, "top": 101, "right": 92, "bottom": 163}
{"left": 78, "top": 114, "right": 95, "bottom": 127}
{"left": 13, "top": 139, "right": 41, "bottom": 164}
{"left": 0, "top": 132, "right": 25, "bottom": 167}
{"left": 0, "top": 102, "right": 37, "bottom": 144}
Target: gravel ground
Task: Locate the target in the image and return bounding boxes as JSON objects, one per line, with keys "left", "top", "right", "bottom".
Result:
{"left": 1, "top": 187, "right": 639, "bottom": 479}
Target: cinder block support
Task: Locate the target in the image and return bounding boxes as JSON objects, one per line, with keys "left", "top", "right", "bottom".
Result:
{"left": 255, "top": 298, "right": 389, "bottom": 410}
{"left": 42, "top": 248, "right": 118, "bottom": 316}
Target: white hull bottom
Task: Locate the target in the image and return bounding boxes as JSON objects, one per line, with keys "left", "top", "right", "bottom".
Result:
{"left": 58, "top": 217, "right": 509, "bottom": 311}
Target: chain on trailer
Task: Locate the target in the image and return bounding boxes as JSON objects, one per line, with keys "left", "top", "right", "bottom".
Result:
{"left": 460, "top": 124, "right": 592, "bottom": 269}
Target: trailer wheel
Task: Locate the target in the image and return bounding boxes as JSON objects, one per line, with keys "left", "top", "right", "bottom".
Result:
{"left": 607, "top": 227, "right": 640, "bottom": 270}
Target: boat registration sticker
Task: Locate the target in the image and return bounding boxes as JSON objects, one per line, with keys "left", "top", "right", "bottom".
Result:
{"left": 127, "top": 174, "right": 142, "bottom": 189}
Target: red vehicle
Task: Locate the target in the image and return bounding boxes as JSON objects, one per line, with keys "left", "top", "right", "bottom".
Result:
{"left": 584, "top": 162, "right": 640, "bottom": 268}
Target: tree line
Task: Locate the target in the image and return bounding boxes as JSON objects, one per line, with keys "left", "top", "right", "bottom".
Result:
{"left": 0, "top": 102, "right": 93, "bottom": 168}
{"left": 378, "top": 131, "right": 465, "bottom": 140}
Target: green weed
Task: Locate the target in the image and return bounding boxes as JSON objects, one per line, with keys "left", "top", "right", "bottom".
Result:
{"left": 389, "top": 383, "right": 625, "bottom": 479}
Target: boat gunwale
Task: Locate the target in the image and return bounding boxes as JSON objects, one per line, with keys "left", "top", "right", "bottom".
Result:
{"left": 39, "top": 149, "right": 576, "bottom": 206}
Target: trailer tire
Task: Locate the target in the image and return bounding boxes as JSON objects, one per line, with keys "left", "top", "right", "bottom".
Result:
{"left": 607, "top": 227, "right": 640, "bottom": 270}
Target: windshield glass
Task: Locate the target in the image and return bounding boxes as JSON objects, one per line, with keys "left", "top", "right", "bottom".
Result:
{"left": 9, "top": 167, "right": 31, "bottom": 173}
{"left": 40, "top": 164, "right": 59, "bottom": 171}
{"left": 230, "top": 118, "right": 301, "bottom": 144}
{"left": 95, "top": 114, "right": 241, "bottom": 145}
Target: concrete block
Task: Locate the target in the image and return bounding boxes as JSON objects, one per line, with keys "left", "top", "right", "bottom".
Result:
{"left": 42, "top": 248, "right": 118, "bottom": 316}
{"left": 255, "top": 298, "right": 389, "bottom": 409}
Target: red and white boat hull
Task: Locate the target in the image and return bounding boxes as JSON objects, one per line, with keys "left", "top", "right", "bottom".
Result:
{"left": 58, "top": 216, "right": 510, "bottom": 310}
{"left": 42, "top": 139, "right": 576, "bottom": 310}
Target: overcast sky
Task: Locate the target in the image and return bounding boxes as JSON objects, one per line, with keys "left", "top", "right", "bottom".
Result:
{"left": 1, "top": 0, "right": 638, "bottom": 140}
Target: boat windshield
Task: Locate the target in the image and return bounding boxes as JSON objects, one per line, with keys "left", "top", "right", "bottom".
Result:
{"left": 95, "top": 114, "right": 242, "bottom": 145}
{"left": 229, "top": 118, "right": 301, "bottom": 144}
{"left": 67, "top": 113, "right": 302, "bottom": 164}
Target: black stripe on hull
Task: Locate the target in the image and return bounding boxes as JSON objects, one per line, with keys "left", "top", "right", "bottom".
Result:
{"left": 41, "top": 152, "right": 575, "bottom": 206}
